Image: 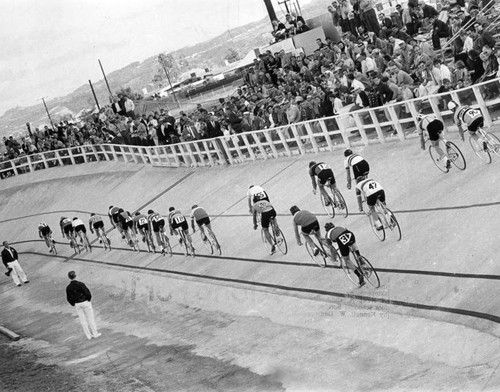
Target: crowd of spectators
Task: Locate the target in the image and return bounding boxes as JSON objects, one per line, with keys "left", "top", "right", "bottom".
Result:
{"left": 2, "top": 0, "right": 499, "bottom": 175}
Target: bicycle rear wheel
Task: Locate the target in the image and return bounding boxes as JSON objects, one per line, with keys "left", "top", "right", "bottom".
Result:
{"left": 386, "top": 208, "right": 401, "bottom": 241}
{"left": 469, "top": 136, "right": 491, "bottom": 163}
{"left": 485, "top": 132, "right": 500, "bottom": 157}
{"left": 446, "top": 141, "right": 466, "bottom": 170}
{"left": 207, "top": 228, "right": 221, "bottom": 255}
{"left": 305, "top": 239, "right": 327, "bottom": 267}
{"left": 341, "top": 259, "right": 360, "bottom": 286}
{"left": 333, "top": 188, "right": 348, "bottom": 218}
{"left": 273, "top": 225, "right": 288, "bottom": 255}
{"left": 261, "top": 229, "right": 274, "bottom": 255}
{"left": 368, "top": 214, "right": 385, "bottom": 241}
{"left": 428, "top": 145, "right": 449, "bottom": 173}
{"left": 202, "top": 235, "right": 214, "bottom": 254}
{"left": 358, "top": 256, "right": 380, "bottom": 288}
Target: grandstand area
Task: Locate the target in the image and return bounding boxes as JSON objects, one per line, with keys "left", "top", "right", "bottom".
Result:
{"left": 0, "top": 134, "right": 499, "bottom": 390}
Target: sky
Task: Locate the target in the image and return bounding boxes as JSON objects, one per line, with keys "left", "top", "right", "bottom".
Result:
{"left": 0, "top": 0, "right": 311, "bottom": 116}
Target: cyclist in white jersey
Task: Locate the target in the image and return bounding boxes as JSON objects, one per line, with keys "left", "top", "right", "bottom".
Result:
{"left": 356, "top": 177, "right": 385, "bottom": 230}
{"left": 247, "top": 185, "right": 270, "bottom": 213}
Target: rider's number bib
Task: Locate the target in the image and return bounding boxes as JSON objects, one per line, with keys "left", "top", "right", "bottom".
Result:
{"left": 338, "top": 232, "right": 352, "bottom": 245}
{"left": 139, "top": 217, "right": 148, "bottom": 226}
{"left": 174, "top": 216, "right": 185, "bottom": 224}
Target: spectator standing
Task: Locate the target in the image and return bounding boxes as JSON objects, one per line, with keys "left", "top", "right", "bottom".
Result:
{"left": 66, "top": 270, "right": 101, "bottom": 340}
{"left": 429, "top": 15, "right": 450, "bottom": 50}
{"left": 2, "top": 241, "right": 29, "bottom": 287}
{"left": 123, "top": 95, "right": 136, "bottom": 119}
{"left": 359, "top": 0, "right": 380, "bottom": 36}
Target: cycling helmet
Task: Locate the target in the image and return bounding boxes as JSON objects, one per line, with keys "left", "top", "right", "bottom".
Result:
{"left": 309, "top": 161, "right": 316, "bottom": 168}
{"left": 60, "top": 216, "right": 66, "bottom": 221}
{"left": 447, "top": 100, "right": 458, "bottom": 111}
{"left": 169, "top": 207, "right": 175, "bottom": 212}
{"left": 248, "top": 185, "right": 254, "bottom": 189}
{"left": 324, "top": 222, "right": 335, "bottom": 231}
{"left": 191, "top": 204, "right": 198, "bottom": 209}
{"left": 109, "top": 205, "right": 113, "bottom": 209}
{"left": 90, "top": 213, "right": 95, "bottom": 216}
{"left": 289, "top": 205, "right": 300, "bottom": 215}
{"left": 416, "top": 113, "right": 424, "bottom": 122}
{"left": 118, "top": 208, "right": 124, "bottom": 213}
{"left": 72, "top": 217, "right": 78, "bottom": 221}
{"left": 135, "top": 211, "right": 141, "bottom": 216}
{"left": 344, "top": 148, "right": 353, "bottom": 157}
{"left": 147, "top": 209, "right": 154, "bottom": 214}
{"left": 39, "top": 222, "right": 46, "bottom": 227}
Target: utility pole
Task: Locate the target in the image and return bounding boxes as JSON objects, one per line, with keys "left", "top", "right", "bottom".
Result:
{"left": 158, "top": 53, "right": 180, "bottom": 108}
{"left": 88, "top": 80, "right": 100, "bottom": 111}
{"left": 263, "top": 0, "right": 277, "bottom": 22}
{"left": 41, "top": 98, "right": 56, "bottom": 131}
{"left": 98, "top": 59, "right": 114, "bottom": 103}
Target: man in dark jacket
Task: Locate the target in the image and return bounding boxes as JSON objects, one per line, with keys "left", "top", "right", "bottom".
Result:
{"left": 66, "top": 270, "right": 101, "bottom": 340}
{"left": 430, "top": 16, "right": 450, "bottom": 50}
{"left": 2, "top": 241, "right": 28, "bottom": 286}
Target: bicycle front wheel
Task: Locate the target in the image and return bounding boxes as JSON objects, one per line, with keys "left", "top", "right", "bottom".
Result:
{"left": 485, "top": 132, "right": 500, "bottom": 157}
{"left": 386, "top": 208, "right": 402, "bottom": 241}
{"left": 273, "top": 226, "right": 288, "bottom": 255}
{"left": 428, "top": 145, "right": 449, "bottom": 173}
{"left": 358, "top": 256, "right": 380, "bottom": 288}
{"left": 305, "top": 239, "right": 327, "bottom": 267}
{"left": 469, "top": 136, "right": 492, "bottom": 163}
{"left": 445, "top": 141, "right": 466, "bottom": 170}
{"left": 333, "top": 188, "right": 349, "bottom": 218}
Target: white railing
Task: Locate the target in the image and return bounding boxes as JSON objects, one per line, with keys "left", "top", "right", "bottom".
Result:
{"left": 2, "top": 77, "right": 500, "bottom": 178}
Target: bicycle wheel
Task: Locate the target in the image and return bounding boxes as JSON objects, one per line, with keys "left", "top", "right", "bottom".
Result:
{"left": 445, "top": 141, "right": 466, "bottom": 170}
{"left": 469, "top": 136, "right": 491, "bottom": 163}
{"left": 341, "top": 259, "right": 360, "bottom": 287}
{"left": 273, "top": 225, "right": 288, "bottom": 255}
{"left": 161, "top": 234, "right": 173, "bottom": 257}
{"left": 333, "top": 188, "right": 349, "bottom": 218}
{"left": 207, "top": 228, "right": 222, "bottom": 255}
{"left": 428, "top": 145, "right": 449, "bottom": 173}
{"left": 202, "top": 235, "right": 214, "bottom": 254}
{"left": 368, "top": 213, "right": 385, "bottom": 241}
{"left": 305, "top": 239, "right": 327, "bottom": 267}
{"left": 320, "top": 193, "right": 335, "bottom": 218}
{"left": 386, "top": 208, "right": 402, "bottom": 241}
{"left": 261, "top": 229, "right": 274, "bottom": 255}
{"left": 485, "top": 132, "right": 500, "bottom": 157}
{"left": 357, "top": 256, "right": 380, "bottom": 288}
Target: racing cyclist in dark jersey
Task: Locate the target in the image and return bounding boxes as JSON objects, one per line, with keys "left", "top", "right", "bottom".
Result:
{"left": 309, "top": 161, "right": 338, "bottom": 206}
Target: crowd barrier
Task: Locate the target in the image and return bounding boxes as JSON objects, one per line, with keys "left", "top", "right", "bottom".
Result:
{"left": 2, "top": 77, "right": 500, "bottom": 178}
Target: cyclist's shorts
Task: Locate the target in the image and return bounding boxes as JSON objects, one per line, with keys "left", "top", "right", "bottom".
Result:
{"left": 318, "top": 169, "right": 335, "bottom": 186}
{"left": 196, "top": 217, "right": 211, "bottom": 227}
{"left": 261, "top": 208, "right": 277, "bottom": 229}
{"left": 301, "top": 220, "right": 320, "bottom": 235}
{"left": 63, "top": 225, "right": 74, "bottom": 235}
{"left": 172, "top": 220, "right": 189, "bottom": 231}
{"left": 427, "top": 119, "right": 444, "bottom": 141}
{"left": 366, "top": 190, "right": 386, "bottom": 207}
{"left": 335, "top": 230, "right": 356, "bottom": 257}
{"left": 353, "top": 160, "right": 370, "bottom": 180}
{"left": 121, "top": 219, "right": 133, "bottom": 230}
{"left": 152, "top": 219, "right": 165, "bottom": 232}
{"left": 40, "top": 226, "right": 51, "bottom": 236}
{"left": 138, "top": 223, "right": 149, "bottom": 232}
{"left": 468, "top": 117, "right": 483, "bottom": 134}
{"left": 74, "top": 224, "right": 86, "bottom": 233}
{"left": 93, "top": 221, "right": 104, "bottom": 230}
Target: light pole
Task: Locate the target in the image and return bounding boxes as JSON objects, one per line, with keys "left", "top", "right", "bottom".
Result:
{"left": 158, "top": 54, "right": 180, "bottom": 109}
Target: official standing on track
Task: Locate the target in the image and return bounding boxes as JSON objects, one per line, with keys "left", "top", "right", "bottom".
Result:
{"left": 2, "top": 241, "right": 29, "bottom": 287}
{"left": 66, "top": 271, "right": 101, "bottom": 340}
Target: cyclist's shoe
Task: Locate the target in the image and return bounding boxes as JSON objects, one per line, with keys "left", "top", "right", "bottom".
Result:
{"left": 142, "top": 236, "right": 146, "bottom": 243}
{"left": 69, "top": 240, "right": 75, "bottom": 248}
{"left": 271, "top": 244, "right": 276, "bottom": 254}
{"left": 445, "top": 160, "right": 451, "bottom": 169}
{"left": 324, "top": 199, "right": 331, "bottom": 206}
{"left": 51, "top": 238, "right": 56, "bottom": 245}
{"left": 179, "top": 237, "right": 184, "bottom": 245}
{"left": 358, "top": 277, "right": 366, "bottom": 287}
{"left": 483, "top": 141, "right": 488, "bottom": 151}
{"left": 99, "top": 239, "right": 103, "bottom": 244}
{"left": 375, "top": 224, "right": 383, "bottom": 231}
{"left": 128, "top": 240, "right": 134, "bottom": 247}
{"left": 313, "top": 247, "right": 320, "bottom": 257}
{"left": 202, "top": 235, "right": 208, "bottom": 242}
{"left": 121, "top": 235, "right": 126, "bottom": 239}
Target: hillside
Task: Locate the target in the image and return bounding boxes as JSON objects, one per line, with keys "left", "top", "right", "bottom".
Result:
{"left": 0, "top": 0, "right": 328, "bottom": 136}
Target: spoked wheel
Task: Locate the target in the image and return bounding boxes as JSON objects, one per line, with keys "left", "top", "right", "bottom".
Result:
{"left": 429, "top": 145, "right": 449, "bottom": 173}
{"left": 332, "top": 188, "right": 349, "bottom": 218}
{"left": 341, "top": 260, "right": 360, "bottom": 287}
{"left": 207, "top": 229, "right": 222, "bottom": 255}
{"left": 320, "top": 193, "right": 335, "bottom": 218}
{"left": 368, "top": 214, "right": 386, "bottom": 241}
{"left": 485, "top": 132, "right": 500, "bottom": 157}
{"left": 384, "top": 208, "right": 402, "bottom": 241}
{"left": 273, "top": 226, "right": 288, "bottom": 255}
{"left": 358, "top": 256, "right": 380, "bottom": 288}
{"left": 305, "top": 239, "right": 327, "bottom": 267}
{"left": 445, "top": 141, "right": 466, "bottom": 170}
{"left": 469, "top": 136, "right": 492, "bottom": 163}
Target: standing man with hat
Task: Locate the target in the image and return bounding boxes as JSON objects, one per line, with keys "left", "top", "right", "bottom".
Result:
{"left": 1, "top": 241, "right": 28, "bottom": 287}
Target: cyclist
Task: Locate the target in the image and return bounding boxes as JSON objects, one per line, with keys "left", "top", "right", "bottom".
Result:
{"left": 252, "top": 199, "right": 277, "bottom": 254}
{"left": 134, "top": 211, "right": 154, "bottom": 252}
{"left": 108, "top": 205, "right": 124, "bottom": 237}
{"left": 89, "top": 213, "right": 106, "bottom": 242}
{"left": 309, "top": 161, "right": 338, "bottom": 206}
{"left": 38, "top": 222, "right": 55, "bottom": 252}
{"left": 72, "top": 217, "right": 91, "bottom": 250}
{"left": 356, "top": 177, "right": 386, "bottom": 231}
{"left": 190, "top": 205, "right": 212, "bottom": 242}
{"left": 417, "top": 113, "right": 451, "bottom": 169}
{"left": 168, "top": 207, "right": 194, "bottom": 252}
{"left": 344, "top": 149, "right": 370, "bottom": 212}
{"left": 247, "top": 185, "right": 270, "bottom": 214}
{"left": 60, "top": 216, "right": 75, "bottom": 245}
{"left": 148, "top": 209, "right": 167, "bottom": 252}
{"left": 448, "top": 100, "right": 483, "bottom": 147}
{"left": 290, "top": 205, "right": 321, "bottom": 256}
{"left": 118, "top": 209, "right": 136, "bottom": 247}
{"left": 324, "top": 222, "right": 365, "bottom": 287}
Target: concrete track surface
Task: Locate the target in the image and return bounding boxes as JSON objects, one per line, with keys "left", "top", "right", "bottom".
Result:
{"left": 0, "top": 137, "right": 499, "bottom": 391}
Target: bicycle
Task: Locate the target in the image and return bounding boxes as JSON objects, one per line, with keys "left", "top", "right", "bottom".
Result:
{"left": 139, "top": 228, "right": 155, "bottom": 253}
{"left": 302, "top": 231, "right": 333, "bottom": 268}
{"left": 330, "top": 245, "right": 380, "bottom": 288}
{"left": 178, "top": 229, "right": 195, "bottom": 257}
{"left": 68, "top": 232, "right": 82, "bottom": 254}
{"left": 159, "top": 230, "right": 173, "bottom": 257}
{"left": 42, "top": 234, "right": 57, "bottom": 255}
{"left": 124, "top": 228, "right": 140, "bottom": 252}
{"left": 95, "top": 227, "right": 111, "bottom": 251}
{"left": 75, "top": 230, "right": 92, "bottom": 252}
{"left": 469, "top": 127, "right": 500, "bottom": 164}
{"left": 426, "top": 137, "right": 466, "bottom": 173}
{"left": 319, "top": 179, "right": 348, "bottom": 219}
{"left": 260, "top": 217, "right": 287, "bottom": 255}
{"left": 362, "top": 196, "right": 402, "bottom": 242}
{"left": 200, "top": 224, "right": 222, "bottom": 255}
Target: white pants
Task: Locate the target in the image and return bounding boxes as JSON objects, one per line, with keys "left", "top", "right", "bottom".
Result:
{"left": 7, "top": 260, "right": 27, "bottom": 285}
{"left": 75, "top": 301, "right": 99, "bottom": 339}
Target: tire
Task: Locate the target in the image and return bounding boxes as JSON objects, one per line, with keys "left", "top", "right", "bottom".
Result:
{"left": 368, "top": 213, "right": 385, "bottom": 241}
{"left": 485, "top": 132, "right": 500, "bottom": 157}
{"left": 333, "top": 188, "right": 349, "bottom": 218}
{"left": 305, "top": 239, "right": 327, "bottom": 267}
{"left": 207, "top": 229, "right": 222, "bottom": 255}
{"left": 428, "top": 145, "right": 449, "bottom": 173}
{"left": 320, "top": 193, "right": 335, "bottom": 218}
{"left": 358, "top": 256, "right": 380, "bottom": 288}
{"left": 386, "top": 208, "right": 402, "bottom": 241}
{"left": 469, "top": 136, "right": 491, "bottom": 163}
{"left": 274, "top": 226, "right": 288, "bottom": 255}
{"left": 445, "top": 141, "right": 466, "bottom": 170}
